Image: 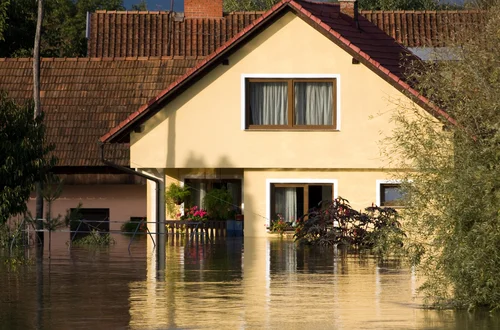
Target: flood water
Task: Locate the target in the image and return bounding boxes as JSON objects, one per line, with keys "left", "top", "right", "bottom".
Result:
{"left": 1, "top": 234, "right": 499, "bottom": 329}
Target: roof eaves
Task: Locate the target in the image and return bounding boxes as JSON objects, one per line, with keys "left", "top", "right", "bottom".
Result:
{"left": 292, "top": 1, "right": 456, "bottom": 126}
{"left": 101, "top": 0, "right": 293, "bottom": 143}
{"left": 101, "top": 0, "right": 457, "bottom": 143}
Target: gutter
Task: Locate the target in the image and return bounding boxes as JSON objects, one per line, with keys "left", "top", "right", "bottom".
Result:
{"left": 99, "top": 143, "right": 161, "bottom": 239}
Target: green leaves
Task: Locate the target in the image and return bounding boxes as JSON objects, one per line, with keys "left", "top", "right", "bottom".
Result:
{"left": 0, "top": 0, "right": 125, "bottom": 57}
{"left": 0, "top": 92, "right": 55, "bottom": 223}
{"left": 387, "top": 1, "right": 500, "bottom": 309}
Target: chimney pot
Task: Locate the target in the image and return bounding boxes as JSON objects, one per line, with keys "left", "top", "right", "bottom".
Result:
{"left": 339, "top": 0, "right": 358, "bottom": 22}
{"left": 184, "top": 0, "right": 223, "bottom": 18}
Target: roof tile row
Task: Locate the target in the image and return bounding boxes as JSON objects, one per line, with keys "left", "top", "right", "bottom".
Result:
{"left": 0, "top": 58, "right": 202, "bottom": 166}
{"left": 88, "top": 8, "right": 485, "bottom": 57}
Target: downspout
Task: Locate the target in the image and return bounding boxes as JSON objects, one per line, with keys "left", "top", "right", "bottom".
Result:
{"left": 99, "top": 143, "right": 161, "bottom": 240}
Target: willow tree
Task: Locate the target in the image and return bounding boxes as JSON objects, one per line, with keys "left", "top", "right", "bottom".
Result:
{"left": 387, "top": 1, "right": 500, "bottom": 309}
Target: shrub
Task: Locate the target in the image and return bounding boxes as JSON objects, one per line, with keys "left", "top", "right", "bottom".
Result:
{"left": 203, "top": 188, "right": 233, "bottom": 220}
{"left": 72, "top": 230, "right": 115, "bottom": 246}
{"left": 294, "top": 197, "right": 405, "bottom": 256}
{"left": 120, "top": 218, "right": 147, "bottom": 235}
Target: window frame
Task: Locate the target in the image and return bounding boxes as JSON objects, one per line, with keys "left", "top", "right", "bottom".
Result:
{"left": 376, "top": 179, "right": 406, "bottom": 208}
{"left": 241, "top": 74, "right": 341, "bottom": 131}
{"left": 265, "top": 178, "right": 338, "bottom": 228}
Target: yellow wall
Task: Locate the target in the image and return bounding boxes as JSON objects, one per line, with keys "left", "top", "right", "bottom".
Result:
{"left": 128, "top": 11, "right": 436, "bottom": 237}
{"left": 130, "top": 11, "right": 421, "bottom": 170}
{"left": 244, "top": 169, "right": 401, "bottom": 236}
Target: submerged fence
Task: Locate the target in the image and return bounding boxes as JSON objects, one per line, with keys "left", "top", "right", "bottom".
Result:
{"left": 6, "top": 218, "right": 243, "bottom": 253}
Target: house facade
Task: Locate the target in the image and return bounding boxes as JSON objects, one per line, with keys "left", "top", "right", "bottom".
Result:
{"left": 102, "top": 0, "right": 452, "bottom": 237}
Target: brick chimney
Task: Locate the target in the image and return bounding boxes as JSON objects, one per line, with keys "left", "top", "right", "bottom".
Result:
{"left": 339, "top": 0, "right": 358, "bottom": 23}
{"left": 184, "top": 0, "right": 223, "bottom": 18}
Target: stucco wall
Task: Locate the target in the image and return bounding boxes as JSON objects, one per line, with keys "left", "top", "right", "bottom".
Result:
{"left": 244, "top": 169, "right": 401, "bottom": 237}
{"left": 130, "top": 11, "right": 421, "bottom": 170}
{"left": 23, "top": 184, "right": 147, "bottom": 233}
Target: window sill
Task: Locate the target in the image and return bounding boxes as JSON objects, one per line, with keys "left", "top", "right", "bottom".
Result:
{"left": 245, "top": 128, "right": 340, "bottom": 132}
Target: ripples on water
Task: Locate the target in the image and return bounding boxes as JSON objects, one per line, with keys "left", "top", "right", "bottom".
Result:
{"left": 0, "top": 233, "right": 499, "bottom": 329}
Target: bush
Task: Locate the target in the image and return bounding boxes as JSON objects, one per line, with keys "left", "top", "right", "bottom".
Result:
{"left": 203, "top": 188, "right": 233, "bottom": 220}
{"left": 72, "top": 230, "right": 115, "bottom": 246}
{"left": 120, "top": 218, "right": 147, "bottom": 235}
{"left": 294, "top": 197, "right": 405, "bottom": 256}
{"left": 386, "top": 1, "right": 500, "bottom": 309}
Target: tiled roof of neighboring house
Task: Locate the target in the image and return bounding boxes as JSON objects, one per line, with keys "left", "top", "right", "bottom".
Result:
{"left": 0, "top": 57, "right": 202, "bottom": 167}
{"left": 88, "top": 11, "right": 264, "bottom": 57}
{"left": 102, "top": 0, "right": 455, "bottom": 143}
{"left": 88, "top": 8, "right": 485, "bottom": 58}
{"left": 360, "top": 10, "right": 486, "bottom": 47}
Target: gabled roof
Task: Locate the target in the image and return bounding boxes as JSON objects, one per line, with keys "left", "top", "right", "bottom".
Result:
{"left": 361, "top": 10, "right": 485, "bottom": 47}
{"left": 88, "top": 11, "right": 264, "bottom": 57}
{"left": 88, "top": 8, "right": 485, "bottom": 58}
{"left": 0, "top": 57, "right": 202, "bottom": 166}
{"left": 101, "top": 0, "right": 455, "bottom": 143}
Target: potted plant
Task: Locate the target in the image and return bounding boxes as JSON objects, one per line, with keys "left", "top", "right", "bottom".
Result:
{"left": 203, "top": 188, "right": 233, "bottom": 220}
{"left": 166, "top": 183, "right": 191, "bottom": 205}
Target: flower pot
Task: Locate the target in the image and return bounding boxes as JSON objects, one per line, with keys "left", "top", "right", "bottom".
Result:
{"left": 173, "top": 197, "right": 183, "bottom": 205}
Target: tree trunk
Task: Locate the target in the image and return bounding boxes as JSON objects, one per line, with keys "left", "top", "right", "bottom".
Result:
{"left": 34, "top": 0, "right": 44, "bottom": 249}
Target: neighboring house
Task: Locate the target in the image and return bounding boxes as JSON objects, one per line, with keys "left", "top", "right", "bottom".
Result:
{"left": 0, "top": 57, "right": 200, "bottom": 233}
{"left": 88, "top": 5, "right": 485, "bottom": 60}
{"left": 100, "top": 0, "right": 454, "bottom": 237}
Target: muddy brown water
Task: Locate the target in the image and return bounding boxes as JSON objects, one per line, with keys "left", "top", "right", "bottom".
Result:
{"left": 1, "top": 234, "right": 499, "bottom": 329}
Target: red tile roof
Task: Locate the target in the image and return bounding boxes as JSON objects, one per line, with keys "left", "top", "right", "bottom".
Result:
{"left": 0, "top": 57, "right": 202, "bottom": 166}
{"left": 360, "top": 10, "right": 486, "bottom": 47}
{"left": 87, "top": 8, "right": 484, "bottom": 58}
{"left": 101, "top": 0, "right": 455, "bottom": 143}
{"left": 88, "top": 11, "right": 264, "bottom": 57}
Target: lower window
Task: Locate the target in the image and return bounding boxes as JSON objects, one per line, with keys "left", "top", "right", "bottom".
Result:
{"left": 379, "top": 183, "right": 405, "bottom": 207}
{"left": 271, "top": 183, "right": 333, "bottom": 224}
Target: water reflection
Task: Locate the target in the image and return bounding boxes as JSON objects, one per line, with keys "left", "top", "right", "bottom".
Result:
{"left": 1, "top": 236, "right": 499, "bottom": 329}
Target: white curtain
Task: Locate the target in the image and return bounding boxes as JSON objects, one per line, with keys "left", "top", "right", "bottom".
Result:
{"left": 294, "top": 82, "right": 333, "bottom": 125}
{"left": 275, "top": 187, "right": 297, "bottom": 224}
{"left": 250, "top": 82, "right": 288, "bottom": 125}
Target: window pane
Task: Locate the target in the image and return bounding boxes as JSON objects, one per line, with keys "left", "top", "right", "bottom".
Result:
{"left": 294, "top": 82, "right": 333, "bottom": 125}
{"left": 381, "top": 184, "right": 404, "bottom": 207}
{"left": 274, "top": 187, "right": 304, "bottom": 224}
{"left": 249, "top": 82, "right": 288, "bottom": 125}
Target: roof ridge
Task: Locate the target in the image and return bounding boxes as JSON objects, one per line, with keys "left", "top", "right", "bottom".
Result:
{"left": 359, "top": 9, "right": 485, "bottom": 13}
{"left": 226, "top": 11, "right": 266, "bottom": 14}
{"left": 94, "top": 10, "right": 172, "bottom": 14}
{"left": 101, "top": 0, "right": 456, "bottom": 143}
{"left": 0, "top": 56, "right": 205, "bottom": 62}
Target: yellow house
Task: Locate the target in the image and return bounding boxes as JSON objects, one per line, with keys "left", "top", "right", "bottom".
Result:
{"left": 101, "top": 0, "right": 453, "bottom": 237}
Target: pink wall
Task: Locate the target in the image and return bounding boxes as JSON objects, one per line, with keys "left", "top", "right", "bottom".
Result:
{"left": 25, "top": 184, "right": 147, "bottom": 232}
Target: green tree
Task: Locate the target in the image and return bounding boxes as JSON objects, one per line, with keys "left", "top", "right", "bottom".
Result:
{"left": 0, "top": 92, "right": 55, "bottom": 224}
{"left": 224, "top": 0, "right": 280, "bottom": 11}
{"left": 387, "top": 1, "right": 500, "bottom": 309}
{"left": 358, "top": 0, "right": 438, "bottom": 10}
{"left": 131, "top": 0, "right": 148, "bottom": 10}
{"left": 0, "top": 0, "right": 125, "bottom": 58}
{"left": 223, "top": 0, "right": 442, "bottom": 11}
{"left": 0, "top": 0, "right": 9, "bottom": 41}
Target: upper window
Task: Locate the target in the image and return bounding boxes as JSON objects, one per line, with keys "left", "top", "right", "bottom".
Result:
{"left": 246, "top": 78, "right": 337, "bottom": 129}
